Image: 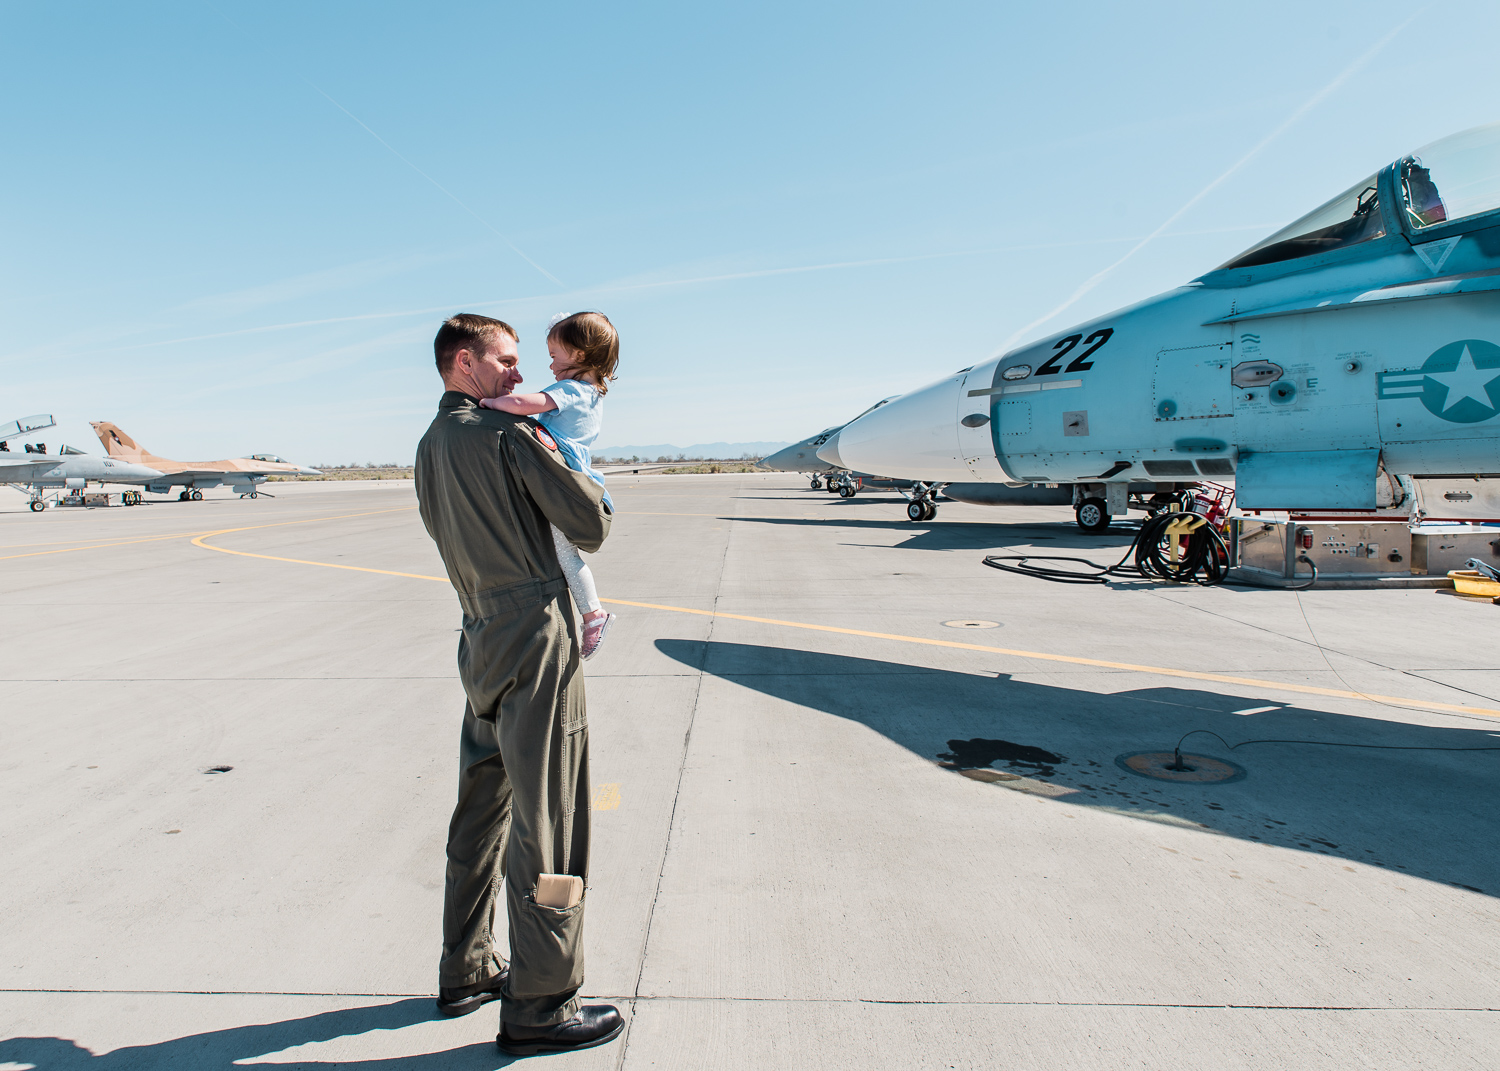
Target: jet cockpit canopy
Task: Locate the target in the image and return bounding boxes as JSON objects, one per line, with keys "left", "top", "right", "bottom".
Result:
{"left": 249, "top": 453, "right": 289, "bottom": 464}
{"left": 1218, "top": 122, "right": 1500, "bottom": 272}
{"left": 1219, "top": 173, "right": 1385, "bottom": 270}
{"left": 1399, "top": 122, "right": 1500, "bottom": 231}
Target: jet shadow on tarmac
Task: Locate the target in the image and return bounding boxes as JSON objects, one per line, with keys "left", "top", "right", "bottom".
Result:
{"left": 723, "top": 513, "right": 1141, "bottom": 553}
{"left": 0, "top": 998, "right": 521, "bottom": 1070}
{"left": 656, "top": 639, "right": 1500, "bottom": 897}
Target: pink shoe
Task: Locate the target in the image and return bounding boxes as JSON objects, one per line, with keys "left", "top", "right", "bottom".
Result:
{"left": 582, "top": 613, "right": 615, "bottom": 661}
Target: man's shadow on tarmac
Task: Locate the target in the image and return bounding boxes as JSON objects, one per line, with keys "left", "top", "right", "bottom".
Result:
{"left": 656, "top": 638, "right": 1500, "bottom": 897}
{"left": 0, "top": 999, "right": 524, "bottom": 1070}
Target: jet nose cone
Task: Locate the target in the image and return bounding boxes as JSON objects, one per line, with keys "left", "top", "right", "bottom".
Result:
{"left": 301, "top": 467, "right": 323, "bottom": 476}
{"left": 814, "top": 431, "right": 844, "bottom": 469}
{"left": 756, "top": 445, "right": 799, "bottom": 471}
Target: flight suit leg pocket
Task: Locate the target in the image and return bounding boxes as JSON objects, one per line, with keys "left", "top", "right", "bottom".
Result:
{"left": 513, "top": 894, "right": 586, "bottom": 997}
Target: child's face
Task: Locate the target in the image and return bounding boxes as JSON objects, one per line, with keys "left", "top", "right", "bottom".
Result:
{"left": 547, "top": 338, "right": 582, "bottom": 380}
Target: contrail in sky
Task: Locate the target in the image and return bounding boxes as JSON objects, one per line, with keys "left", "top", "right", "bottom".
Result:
{"left": 993, "top": 12, "right": 1422, "bottom": 356}
{"left": 47, "top": 224, "right": 1273, "bottom": 358}
{"left": 307, "top": 83, "right": 565, "bottom": 288}
{"left": 212, "top": 9, "right": 564, "bottom": 288}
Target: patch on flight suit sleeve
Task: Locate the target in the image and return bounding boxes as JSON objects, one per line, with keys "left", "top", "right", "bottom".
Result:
{"left": 531, "top": 425, "right": 560, "bottom": 451}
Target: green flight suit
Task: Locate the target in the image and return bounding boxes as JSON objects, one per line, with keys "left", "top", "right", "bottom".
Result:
{"left": 415, "top": 391, "right": 612, "bottom": 1028}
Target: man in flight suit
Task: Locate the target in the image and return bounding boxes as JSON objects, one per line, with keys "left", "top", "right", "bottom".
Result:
{"left": 415, "top": 313, "right": 621, "bottom": 1055}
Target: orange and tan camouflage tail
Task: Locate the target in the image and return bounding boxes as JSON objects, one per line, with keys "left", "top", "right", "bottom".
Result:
{"left": 91, "top": 422, "right": 149, "bottom": 462}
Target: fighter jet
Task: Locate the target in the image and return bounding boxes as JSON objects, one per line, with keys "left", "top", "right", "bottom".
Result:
{"left": 91, "top": 421, "right": 322, "bottom": 500}
{"left": 757, "top": 426, "right": 845, "bottom": 487}
{"left": 760, "top": 404, "right": 1073, "bottom": 518}
{"left": 757, "top": 398, "right": 901, "bottom": 496}
{"left": 3, "top": 416, "right": 165, "bottom": 511}
{"left": 0, "top": 415, "right": 64, "bottom": 483}
{"left": 820, "top": 122, "right": 1500, "bottom": 528}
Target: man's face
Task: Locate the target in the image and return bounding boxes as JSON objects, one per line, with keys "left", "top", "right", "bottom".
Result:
{"left": 458, "top": 333, "right": 522, "bottom": 397}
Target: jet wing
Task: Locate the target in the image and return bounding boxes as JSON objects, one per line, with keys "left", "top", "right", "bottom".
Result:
{"left": 0, "top": 456, "right": 63, "bottom": 482}
{"left": 1204, "top": 266, "right": 1500, "bottom": 325}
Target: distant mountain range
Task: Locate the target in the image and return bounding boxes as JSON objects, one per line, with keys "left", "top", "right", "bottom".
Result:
{"left": 592, "top": 440, "right": 791, "bottom": 460}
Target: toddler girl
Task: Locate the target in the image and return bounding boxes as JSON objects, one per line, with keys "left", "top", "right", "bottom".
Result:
{"left": 480, "top": 311, "right": 618, "bottom": 659}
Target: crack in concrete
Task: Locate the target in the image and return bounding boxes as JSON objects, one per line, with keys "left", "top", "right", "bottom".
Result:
{"left": 614, "top": 478, "right": 741, "bottom": 1069}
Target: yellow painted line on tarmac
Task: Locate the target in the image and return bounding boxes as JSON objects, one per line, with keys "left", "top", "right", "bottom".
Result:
{"left": 188, "top": 527, "right": 1500, "bottom": 721}
{"left": 592, "top": 783, "right": 621, "bottom": 811}
{"left": 191, "top": 536, "right": 443, "bottom": 581}
{"left": 598, "top": 598, "right": 1500, "bottom": 719}
{"left": 0, "top": 532, "right": 214, "bottom": 561}
{"left": 187, "top": 507, "right": 424, "bottom": 573}
{"left": 0, "top": 506, "right": 419, "bottom": 562}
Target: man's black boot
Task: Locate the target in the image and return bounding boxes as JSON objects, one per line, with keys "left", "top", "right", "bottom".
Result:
{"left": 435, "top": 959, "right": 510, "bottom": 1017}
{"left": 496, "top": 1004, "right": 624, "bottom": 1055}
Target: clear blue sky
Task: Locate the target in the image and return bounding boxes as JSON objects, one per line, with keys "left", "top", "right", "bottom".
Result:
{"left": 3, "top": 1, "right": 1497, "bottom": 464}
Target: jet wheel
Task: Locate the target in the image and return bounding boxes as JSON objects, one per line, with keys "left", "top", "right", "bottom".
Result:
{"left": 191, "top": 489, "right": 203, "bottom": 501}
{"left": 809, "top": 477, "right": 822, "bottom": 490}
{"left": 826, "top": 481, "right": 841, "bottom": 493}
{"left": 1075, "top": 498, "right": 1110, "bottom": 532}
{"left": 839, "top": 484, "right": 856, "bottom": 498}
{"left": 907, "top": 500, "right": 926, "bottom": 522}
{"left": 30, "top": 499, "right": 45, "bottom": 512}
{"left": 922, "top": 500, "right": 937, "bottom": 521}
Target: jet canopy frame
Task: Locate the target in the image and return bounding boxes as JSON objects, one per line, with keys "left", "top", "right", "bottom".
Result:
{"left": 1200, "top": 122, "right": 1500, "bottom": 286}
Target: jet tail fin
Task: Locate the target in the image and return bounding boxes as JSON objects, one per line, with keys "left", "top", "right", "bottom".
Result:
{"left": 91, "top": 421, "right": 147, "bottom": 461}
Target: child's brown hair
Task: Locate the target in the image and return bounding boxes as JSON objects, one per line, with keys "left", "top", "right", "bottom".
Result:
{"left": 548, "top": 311, "right": 619, "bottom": 395}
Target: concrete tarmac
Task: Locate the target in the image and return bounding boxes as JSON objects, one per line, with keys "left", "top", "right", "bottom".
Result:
{"left": 2, "top": 474, "right": 1498, "bottom": 1069}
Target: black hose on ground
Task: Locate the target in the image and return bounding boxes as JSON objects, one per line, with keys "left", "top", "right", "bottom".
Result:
{"left": 982, "top": 511, "right": 1237, "bottom": 586}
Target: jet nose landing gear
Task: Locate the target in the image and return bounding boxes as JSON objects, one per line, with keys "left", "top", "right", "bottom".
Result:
{"left": 829, "top": 474, "right": 862, "bottom": 497}
{"left": 1075, "top": 497, "right": 1110, "bottom": 532}
{"left": 903, "top": 482, "right": 941, "bottom": 522}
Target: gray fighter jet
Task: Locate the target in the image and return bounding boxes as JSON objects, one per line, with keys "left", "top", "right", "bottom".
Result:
{"left": 757, "top": 398, "right": 934, "bottom": 501}
{"left": 2, "top": 416, "right": 164, "bottom": 511}
{"left": 0, "top": 415, "right": 64, "bottom": 484}
{"left": 757, "top": 397, "right": 897, "bottom": 492}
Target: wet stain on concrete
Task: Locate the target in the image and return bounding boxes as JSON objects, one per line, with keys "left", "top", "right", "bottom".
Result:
{"left": 938, "top": 738, "right": 1064, "bottom": 777}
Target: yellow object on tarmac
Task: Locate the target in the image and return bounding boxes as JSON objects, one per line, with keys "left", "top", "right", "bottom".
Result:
{"left": 1449, "top": 569, "right": 1500, "bottom": 598}
{"left": 1162, "top": 514, "right": 1206, "bottom": 564}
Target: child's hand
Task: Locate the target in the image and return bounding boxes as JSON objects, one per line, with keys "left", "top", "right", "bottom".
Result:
{"left": 478, "top": 396, "right": 504, "bottom": 410}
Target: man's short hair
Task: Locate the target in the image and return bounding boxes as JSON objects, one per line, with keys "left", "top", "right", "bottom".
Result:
{"left": 434, "top": 314, "right": 519, "bottom": 376}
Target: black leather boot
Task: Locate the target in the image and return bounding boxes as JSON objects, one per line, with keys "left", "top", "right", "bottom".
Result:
{"left": 497, "top": 1004, "right": 624, "bottom": 1054}
{"left": 435, "top": 959, "right": 510, "bottom": 1017}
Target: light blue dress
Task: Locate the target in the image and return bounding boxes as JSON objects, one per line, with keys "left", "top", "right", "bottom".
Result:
{"left": 539, "top": 379, "right": 612, "bottom": 509}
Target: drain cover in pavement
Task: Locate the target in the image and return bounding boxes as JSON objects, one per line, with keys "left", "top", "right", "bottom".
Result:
{"left": 1115, "top": 751, "right": 1246, "bottom": 783}
{"left": 944, "top": 619, "right": 1000, "bottom": 629}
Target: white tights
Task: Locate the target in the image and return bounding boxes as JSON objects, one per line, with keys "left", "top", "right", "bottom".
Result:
{"left": 550, "top": 524, "right": 601, "bottom": 616}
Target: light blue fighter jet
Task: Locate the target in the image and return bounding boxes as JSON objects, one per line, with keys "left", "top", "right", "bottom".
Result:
{"left": 820, "top": 123, "right": 1500, "bottom": 529}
